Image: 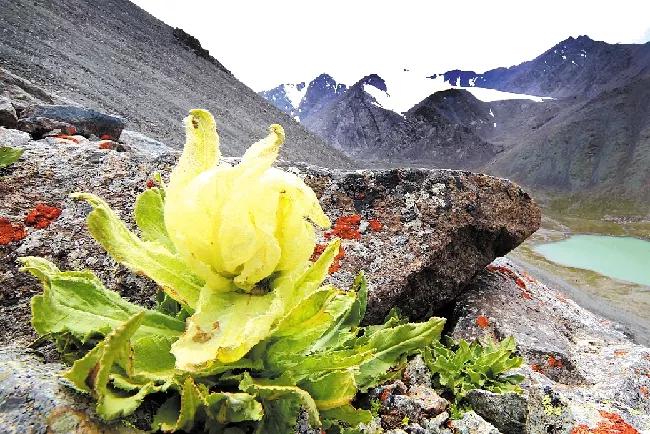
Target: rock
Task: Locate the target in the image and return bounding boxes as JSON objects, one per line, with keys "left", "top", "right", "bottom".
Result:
{"left": 452, "top": 257, "right": 650, "bottom": 433}
{"left": 0, "top": 127, "right": 30, "bottom": 148}
{"left": 0, "top": 346, "right": 142, "bottom": 434}
{"left": 119, "top": 130, "right": 174, "bottom": 157}
{"left": 403, "top": 355, "right": 432, "bottom": 388}
{"left": 0, "top": 134, "right": 539, "bottom": 347}
{"left": 370, "top": 380, "right": 448, "bottom": 430}
{"left": 0, "top": 131, "right": 539, "bottom": 432}
{"left": 465, "top": 390, "right": 527, "bottom": 434}
{"left": 17, "top": 104, "right": 125, "bottom": 140}
{"left": 306, "top": 168, "right": 540, "bottom": 323}
{"left": 449, "top": 411, "right": 500, "bottom": 434}
{"left": 0, "top": 97, "right": 17, "bottom": 128}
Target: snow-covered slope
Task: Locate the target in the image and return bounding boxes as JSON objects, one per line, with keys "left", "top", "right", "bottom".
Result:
{"left": 361, "top": 70, "right": 552, "bottom": 114}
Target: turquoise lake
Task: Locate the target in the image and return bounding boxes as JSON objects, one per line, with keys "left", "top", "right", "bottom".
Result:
{"left": 534, "top": 235, "right": 650, "bottom": 286}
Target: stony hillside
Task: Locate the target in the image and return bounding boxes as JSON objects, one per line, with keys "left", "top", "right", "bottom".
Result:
{"left": 0, "top": 0, "right": 352, "bottom": 167}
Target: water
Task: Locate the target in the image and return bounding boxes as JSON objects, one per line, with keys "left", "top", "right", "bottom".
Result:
{"left": 534, "top": 235, "right": 650, "bottom": 286}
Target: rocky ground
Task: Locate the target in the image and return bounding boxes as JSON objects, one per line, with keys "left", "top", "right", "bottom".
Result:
{"left": 1, "top": 103, "right": 648, "bottom": 433}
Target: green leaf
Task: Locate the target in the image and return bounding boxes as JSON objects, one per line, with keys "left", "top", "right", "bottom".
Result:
{"left": 299, "top": 370, "right": 357, "bottom": 410}
{"left": 0, "top": 146, "right": 23, "bottom": 168}
{"left": 22, "top": 257, "right": 184, "bottom": 343}
{"left": 134, "top": 187, "right": 176, "bottom": 252}
{"left": 355, "top": 316, "right": 445, "bottom": 391}
{"left": 321, "top": 404, "right": 372, "bottom": 427}
{"left": 63, "top": 313, "right": 162, "bottom": 420}
{"left": 240, "top": 373, "right": 320, "bottom": 434}
{"left": 71, "top": 192, "right": 204, "bottom": 308}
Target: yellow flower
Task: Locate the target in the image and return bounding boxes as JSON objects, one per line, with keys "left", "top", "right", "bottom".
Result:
{"left": 164, "top": 109, "right": 330, "bottom": 293}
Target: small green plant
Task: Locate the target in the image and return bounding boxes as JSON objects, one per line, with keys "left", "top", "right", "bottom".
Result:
{"left": 0, "top": 146, "right": 24, "bottom": 168}
{"left": 23, "top": 110, "right": 445, "bottom": 433}
{"left": 423, "top": 336, "right": 524, "bottom": 418}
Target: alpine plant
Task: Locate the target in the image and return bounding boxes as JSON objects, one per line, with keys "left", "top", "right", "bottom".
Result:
{"left": 23, "top": 110, "right": 445, "bottom": 433}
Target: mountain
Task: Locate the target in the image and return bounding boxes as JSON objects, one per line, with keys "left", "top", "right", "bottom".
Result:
{"left": 259, "top": 73, "right": 347, "bottom": 122}
{"left": 444, "top": 35, "right": 650, "bottom": 98}
{"left": 300, "top": 75, "right": 496, "bottom": 170}
{"left": 261, "top": 36, "right": 650, "bottom": 212}
{"left": 0, "top": 0, "right": 352, "bottom": 167}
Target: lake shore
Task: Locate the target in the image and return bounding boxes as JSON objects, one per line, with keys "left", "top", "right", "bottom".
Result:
{"left": 510, "top": 214, "right": 650, "bottom": 346}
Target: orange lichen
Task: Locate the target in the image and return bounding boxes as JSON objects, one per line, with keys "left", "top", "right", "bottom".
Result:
{"left": 310, "top": 243, "right": 345, "bottom": 274}
{"left": 368, "top": 219, "right": 383, "bottom": 232}
{"left": 53, "top": 134, "right": 81, "bottom": 143}
{"left": 98, "top": 140, "right": 114, "bottom": 150}
{"left": 476, "top": 315, "right": 490, "bottom": 329}
{"left": 640, "top": 386, "right": 649, "bottom": 398}
{"left": 614, "top": 350, "right": 628, "bottom": 357}
{"left": 100, "top": 134, "right": 112, "bottom": 140}
{"left": 24, "top": 204, "right": 62, "bottom": 229}
{"left": 571, "top": 411, "right": 639, "bottom": 434}
{"left": 0, "top": 218, "right": 26, "bottom": 245}
{"left": 548, "top": 355, "right": 564, "bottom": 368}
{"left": 486, "top": 264, "right": 537, "bottom": 301}
{"left": 325, "top": 214, "right": 362, "bottom": 240}
{"left": 531, "top": 363, "right": 543, "bottom": 373}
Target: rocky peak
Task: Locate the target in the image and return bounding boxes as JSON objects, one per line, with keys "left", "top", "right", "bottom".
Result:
{"left": 358, "top": 73, "right": 387, "bottom": 92}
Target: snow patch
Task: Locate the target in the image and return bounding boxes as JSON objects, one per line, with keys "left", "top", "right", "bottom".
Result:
{"left": 282, "top": 82, "right": 308, "bottom": 110}
{"left": 489, "top": 108, "right": 494, "bottom": 117}
{"left": 493, "top": 122, "right": 497, "bottom": 128}
{"left": 353, "top": 70, "right": 552, "bottom": 115}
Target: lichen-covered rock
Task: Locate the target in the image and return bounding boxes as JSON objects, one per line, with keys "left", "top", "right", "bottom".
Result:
{"left": 305, "top": 167, "right": 540, "bottom": 323}
{"left": 452, "top": 257, "right": 650, "bottom": 433}
{"left": 449, "top": 411, "right": 500, "bottom": 434}
{"left": 0, "top": 130, "right": 539, "bottom": 348}
{"left": 465, "top": 390, "right": 527, "bottom": 434}
{"left": 17, "top": 104, "right": 126, "bottom": 140}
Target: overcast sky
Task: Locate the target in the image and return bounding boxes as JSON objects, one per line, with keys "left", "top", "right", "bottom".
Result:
{"left": 132, "top": 0, "right": 650, "bottom": 91}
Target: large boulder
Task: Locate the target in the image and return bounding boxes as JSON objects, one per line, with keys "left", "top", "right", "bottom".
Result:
{"left": 451, "top": 257, "right": 650, "bottom": 433}
{"left": 17, "top": 104, "right": 125, "bottom": 140}
{"left": 0, "top": 127, "right": 539, "bottom": 348}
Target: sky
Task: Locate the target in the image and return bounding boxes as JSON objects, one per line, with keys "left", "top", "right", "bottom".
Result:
{"left": 131, "top": 0, "right": 650, "bottom": 91}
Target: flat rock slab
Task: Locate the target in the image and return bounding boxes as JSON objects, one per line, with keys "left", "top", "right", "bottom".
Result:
{"left": 452, "top": 257, "right": 650, "bottom": 434}
{"left": 17, "top": 104, "right": 125, "bottom": 140}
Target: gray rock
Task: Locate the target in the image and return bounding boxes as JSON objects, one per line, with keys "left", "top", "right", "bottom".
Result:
{"left": 449, "top": 411, "right": 500, "bottom": 434}
{"left": 0, "top": 127, "right": 30, "bottom": 148}
{"left": 403, "top": 355, "right": 432, "bottom": 388}
{"left": 371, "top": 380, "right": 448, "bottom": 430}
{"left": 0, "top": 97, "right": 17, "bottom": 128}
{"left": 0, "top": 346, "right": 141, "bottom": 434}
{"left": 452, "top": 257, "right": 650, "bottom": 433}
{"left": 119, "top": 129, "right": 174, "bottom": 157}
{"left": 465, "top": 390, "right": 527, "bottom": 434}
{"left": 17, "top": 104, "right": 126, "bottom": 140}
